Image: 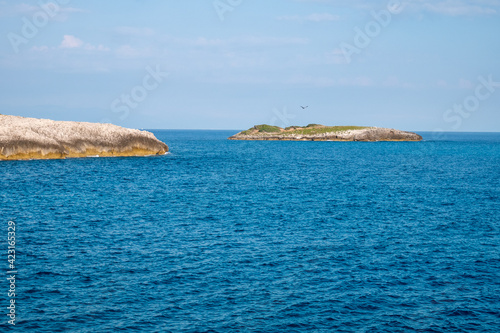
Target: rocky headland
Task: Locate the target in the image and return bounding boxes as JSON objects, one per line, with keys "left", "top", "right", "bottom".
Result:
{"left": 229, "top": 124, "right": 422, "bottom": 141}
{"left": 0, "top": 115, "right": 168, "bottom": 160}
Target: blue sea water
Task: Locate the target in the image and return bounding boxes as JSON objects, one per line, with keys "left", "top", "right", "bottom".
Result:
{"left": 1, "top": 131, "right": 499, "bottom": 332}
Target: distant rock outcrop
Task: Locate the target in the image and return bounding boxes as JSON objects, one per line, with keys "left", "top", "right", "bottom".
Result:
{"left": 229, "top": 124, "right": 422, "bottom": 141}
{"left": 0, "top": 115, "right": 168, "bottom": 160}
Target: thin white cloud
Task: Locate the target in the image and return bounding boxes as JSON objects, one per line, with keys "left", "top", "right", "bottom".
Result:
{"left": 325, "top": 48, "right": 349, "bottom": 65}
{"left": 60, "top": 35, "right": 83, "bottom": 49}
{"left": 421, "top": 1, "right": 497, "bottom": 15}
{"left": 459, "top": 78, "right": 474, "bottom": 89}
{"left": 338, "top": 76, "right": 374, "bottom": 87}
{"left": 84, "top": 44, "right": 110, "bottom": 52}
{"left": 3, "top": 2, "right": 86, "bottom": 20}
{"left": 437, "top": 79, "right": 448, "bottom": 88}
{"left": 283, "top": 74, "right": 376, "bottom": 87}
{"left": 169, "top": 36, "right": 308, "bottom": 47}
{"left": 307, "top": 13, "right": 341, "bottom": 21}
{"left": 31, "top": 45, "right": 49, "bottom": 52}
{"left": 285, "top": 71, "right": 414, "bottom": 88}
{"left": 114, "top": 26, "right": 155, "bottom": 37}
{"left": 193, "top": 37, "right": 226, "bottom": 46}
{"left": 295, "top": 0, "right": 499, "bottom": 16}
{"left": 383, "top": 76, "right": 400, "bottom": 87}
{"left": 285, "top": 75, "right": 337, "bottom": 87}
{"left": 239, "top": 36, "right": 308, "bottom": 46}
{"left": 278, "top": 13, "right": 340, "bottom": 22}
{"left": 14, "top": 3, "right": 38, "bottom": 13}
{"left": 284, "top": 74, "right": 416, "bottom": 88}
{"left": 115, "top": 45, "right": 153, "bottom": 58}
{"left": 59, "top": 35, "right": 110, "bottom": 52}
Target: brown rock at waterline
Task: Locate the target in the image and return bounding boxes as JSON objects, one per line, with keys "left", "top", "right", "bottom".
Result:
{"left": 228, "top": 124, "right": 422, "bottom": 142}
{"left": 0, "top": 114, "right": 168, "bottom": 160}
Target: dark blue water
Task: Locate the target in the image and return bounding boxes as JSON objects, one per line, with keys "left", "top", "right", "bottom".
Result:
{"left": 1, "top": 131, "right": 499, "bottom": 332}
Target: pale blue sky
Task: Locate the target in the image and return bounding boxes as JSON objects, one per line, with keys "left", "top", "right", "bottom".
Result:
{"left": 0, "top": 0, "right": 499, "bottom": 131}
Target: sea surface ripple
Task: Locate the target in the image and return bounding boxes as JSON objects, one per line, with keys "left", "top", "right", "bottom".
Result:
{"left": 1, "top": 131, "right": 499, "bottom": 332}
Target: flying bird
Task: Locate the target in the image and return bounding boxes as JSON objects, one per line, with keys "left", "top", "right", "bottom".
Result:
{"left": 300, "top": 106, "right": 309, "bottom": 109}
